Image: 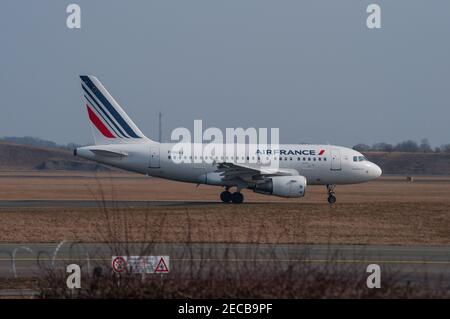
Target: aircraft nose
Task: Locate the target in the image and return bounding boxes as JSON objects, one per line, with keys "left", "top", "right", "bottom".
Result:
{"left": 371, "top": 163, "right": 382, "bottom": 178}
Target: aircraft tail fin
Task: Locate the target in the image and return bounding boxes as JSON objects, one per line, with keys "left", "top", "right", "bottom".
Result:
{"left": 80, "top": 75, "right": 153, "bottom": 145}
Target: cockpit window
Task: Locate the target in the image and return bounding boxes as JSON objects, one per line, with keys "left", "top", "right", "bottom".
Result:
{"left": 354, "top": 156, "right": 367, "bottom": 162}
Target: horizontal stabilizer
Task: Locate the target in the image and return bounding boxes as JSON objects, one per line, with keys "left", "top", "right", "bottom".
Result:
{"left": 89, "top": 149, "right": 128, "bottom": 157}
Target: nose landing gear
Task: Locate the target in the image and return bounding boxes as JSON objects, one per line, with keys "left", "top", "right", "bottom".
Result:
{"left": 326, "top": 184, "right": 337, "bottom": 204}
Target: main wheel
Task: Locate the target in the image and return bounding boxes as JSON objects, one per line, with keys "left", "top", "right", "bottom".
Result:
{"left": 220, "top": 191, "right": 232, "bottom": 203}
{"left": 231, "top": 192, "right": 244, "bottom": 204}
{"left": 327, "top": 195, "right": 336, "bottom": 204}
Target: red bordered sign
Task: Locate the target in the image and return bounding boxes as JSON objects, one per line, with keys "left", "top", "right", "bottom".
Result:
{"left": 111, "top": 256, "right": 170, "bottom": 273}
{"left": 112, "top": 256, "right": 127, "bottom": 273}
{"left": 155, "top": 257, "right": 169, "bottom": 273}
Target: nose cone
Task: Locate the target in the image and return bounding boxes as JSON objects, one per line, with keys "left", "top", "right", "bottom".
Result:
{"left": 370, "top": 163, "right": 382, "bottom": 179}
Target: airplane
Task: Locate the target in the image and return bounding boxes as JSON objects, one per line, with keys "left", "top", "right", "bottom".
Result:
{"left": 74, "top": 75, "right": 382, "bottom": 204}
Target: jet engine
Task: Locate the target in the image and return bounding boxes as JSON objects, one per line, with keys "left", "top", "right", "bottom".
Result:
{"left": 253, "top": 175, "right": 307, "bottom": 198}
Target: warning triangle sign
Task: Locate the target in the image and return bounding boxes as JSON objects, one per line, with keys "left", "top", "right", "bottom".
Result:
{"left": 155, "top": 257, "right": 169, "bottom": 273}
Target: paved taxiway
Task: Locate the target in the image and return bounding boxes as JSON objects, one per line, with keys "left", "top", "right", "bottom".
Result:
{"left": 0, "top": 243, "right": 449, "bottom": 288}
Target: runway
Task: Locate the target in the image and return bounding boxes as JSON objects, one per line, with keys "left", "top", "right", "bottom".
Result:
{"left": 0, "top": 200, "right": 221, "bottom": 208}
{"left": 0, "top": 243, "right": 449, "bottom": 288}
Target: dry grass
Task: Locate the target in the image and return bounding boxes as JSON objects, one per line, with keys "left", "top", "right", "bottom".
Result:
{"left": 1, "top": 172, "right": 449, "bottom": 298}
{"left": 0, "top": 171, "right": 449, "bottom": 244}
{"left": 0, "top": 202, "right": 449, "bottom": 245}
{"left": 1, "top": 171, "right": 450, "bottom": 203}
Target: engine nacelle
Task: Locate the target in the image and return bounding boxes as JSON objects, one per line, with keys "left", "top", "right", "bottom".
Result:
{"left": 198, "top": 172, "right": 225, "bottom": 186}
{"left": 253, "top": 175, "right": 307, "bottom": 198}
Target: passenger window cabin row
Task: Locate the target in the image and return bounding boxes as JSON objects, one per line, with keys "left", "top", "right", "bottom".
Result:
{"left": 167, "top": 155, "right": 328, "bottom": 162}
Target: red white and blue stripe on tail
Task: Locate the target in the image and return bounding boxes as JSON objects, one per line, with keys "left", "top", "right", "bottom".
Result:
{"left": 80, "top": 75, "right": 145, "bottom": 142}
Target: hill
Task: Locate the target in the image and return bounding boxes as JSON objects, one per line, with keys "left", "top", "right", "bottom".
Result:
{"left": 0, "top": 141, "right": 109, "bottom": 171}
{"left": 0, "top": 141, "right": 449, "bottom": 174}
{"left": 364, "top": 151, "right": 450, "bottom": 175}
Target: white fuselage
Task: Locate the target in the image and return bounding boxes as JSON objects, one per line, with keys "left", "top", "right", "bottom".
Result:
{"left": 75, "top": 142, "right": 382, "bottom": 187}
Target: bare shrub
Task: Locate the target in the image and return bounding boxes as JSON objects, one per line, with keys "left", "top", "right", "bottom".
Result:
{"left": 35, "top": 180, "right": 450, "bottom": 299}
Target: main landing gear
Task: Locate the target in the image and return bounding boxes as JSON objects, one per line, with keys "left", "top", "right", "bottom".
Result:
{"left": 220, "top": 187, "right": 244, "bottom": 204}
{"left": 326, "top": 184, "right": 337, "bottom": 204}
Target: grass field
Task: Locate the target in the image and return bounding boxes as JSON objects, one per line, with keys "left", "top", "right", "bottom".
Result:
{"left": 0, "top": 171, "right": 449, "bottom": 298}
{"left": 0, "top": 171, "right": 449, "bottom": 244}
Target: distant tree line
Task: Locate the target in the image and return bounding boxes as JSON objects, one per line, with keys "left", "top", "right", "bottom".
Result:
{"left": 2, "top": 135, "right": 450, "bottom": 154}
{"left": 354, "top": 139, "right": 450, "bottom": 153}
{"left": 0, "top": 136, "right": 80, "bottom": 150}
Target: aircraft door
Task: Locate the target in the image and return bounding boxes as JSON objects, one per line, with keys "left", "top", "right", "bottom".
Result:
{"left": 149, "top": 147, "right": 160, "bottom": 168}
{"left": 330, "top": 149, "right": 341, "bottom": 171}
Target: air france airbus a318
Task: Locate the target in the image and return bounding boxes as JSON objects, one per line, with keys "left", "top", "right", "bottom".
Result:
{"left": 74, "top": 75, "right": 382, "bottom": 204}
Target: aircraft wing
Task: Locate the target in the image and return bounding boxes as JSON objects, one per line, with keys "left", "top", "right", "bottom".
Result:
{"left": 215, "top": 162, "right": 300, "bottom": 183}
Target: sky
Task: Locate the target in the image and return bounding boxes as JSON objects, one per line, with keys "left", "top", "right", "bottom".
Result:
{"left": 0, "top": 1, "right": 449, "bottom": 147}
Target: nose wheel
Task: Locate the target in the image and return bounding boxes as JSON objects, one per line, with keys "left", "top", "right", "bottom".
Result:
{"left": 326, "top": 184, "right": 337, "bottom": 204}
